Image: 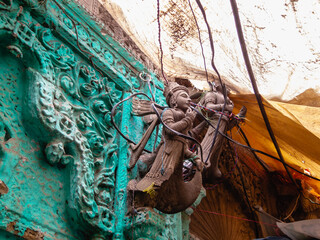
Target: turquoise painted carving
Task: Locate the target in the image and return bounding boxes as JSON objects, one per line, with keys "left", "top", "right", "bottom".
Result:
{"left": 0, "top": 0, "right": 202, "bottom": 239}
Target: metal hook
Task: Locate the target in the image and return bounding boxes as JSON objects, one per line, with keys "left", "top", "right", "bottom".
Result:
{"left": 139, "top": 72, "right": 151, "bottom": 82}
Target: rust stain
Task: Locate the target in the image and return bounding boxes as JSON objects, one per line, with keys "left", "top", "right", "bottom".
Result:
{"left": 23, "top": 228, "right": 44, "bottom": 240}
{"left": 6, "top": 221, "right": 17, "bottom": 233}
{"left": 6, "top": 221, "right": 44, "bottom": 240}
{"left": 0, "top": 179, "right": 9, "bottom": 195}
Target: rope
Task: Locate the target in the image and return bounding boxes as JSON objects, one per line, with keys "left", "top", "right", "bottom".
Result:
{"left": 283, "top": 194, "right": 300, "bottom": 221}
{"left": 230, "top": 0, "right": 300, "bottom": 191}
{"left": 157, "top": 0, "right": 169, "bottom": 85}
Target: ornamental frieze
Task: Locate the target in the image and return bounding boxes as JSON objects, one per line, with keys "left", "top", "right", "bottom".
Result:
{"left": 0, "top": 0, "right": 201, "bottom": 239}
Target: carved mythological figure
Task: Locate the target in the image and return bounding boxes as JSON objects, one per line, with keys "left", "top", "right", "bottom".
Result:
{"left": 199, "top": 83, "right": 234, "bottom": 180}
{"left": 128, "top": 82, "right": 203, "bottom": 214}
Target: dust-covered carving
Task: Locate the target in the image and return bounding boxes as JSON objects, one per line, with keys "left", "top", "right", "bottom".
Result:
{"left": 126, "top": 82, "right": 203, "bottom": 214}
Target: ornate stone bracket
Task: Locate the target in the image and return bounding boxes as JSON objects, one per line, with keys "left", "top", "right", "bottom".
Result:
{"left": 0, "top": 0, "right": 163, "bottom": 238}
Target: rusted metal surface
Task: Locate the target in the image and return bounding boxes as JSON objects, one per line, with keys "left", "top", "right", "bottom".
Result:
{"left": 0, "top": 180, "right": 8, "bottom": 195}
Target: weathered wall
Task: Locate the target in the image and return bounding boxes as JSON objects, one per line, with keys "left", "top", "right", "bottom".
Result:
{"left": 0, "top": 0, "right": 194, "bottom": 239}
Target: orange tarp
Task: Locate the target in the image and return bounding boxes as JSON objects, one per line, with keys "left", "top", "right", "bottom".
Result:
{"left": 230, "top": 94, "right": 320, "bottom": 201}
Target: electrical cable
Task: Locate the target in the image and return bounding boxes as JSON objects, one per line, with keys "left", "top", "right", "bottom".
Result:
{"left": 111, "top": 93, "right": 204, "bottom": 161}
{"left": 204, "top": 85, "right": 227, "bottom": 164}
{"left": 191, "top": 106, "right": 320, "bottom": 182}
{"left": 187, "top": 0, "right": 209, "bottom": 83}
{"left": 139, "top": 72, "right": 160, "bottom": 152}
{"left": 151, "top": 103, "right": 204, "bottom": 163}
{"left": 237, "top": 125, "right": 270, "bottom": 173}
{"left": 229, "top": 0, "right": 300, "bottom": 191}
{"left": 227, "top": 140, "right": 260, "bottom": 238}
{"left": 194, "top": 0, "right": 229, "bottom": 166}
{"left": 194, "top": 0, "right": 223, "bottom": 87}
{"left": 111, "top": 92, "right": 153, "bottom": 153}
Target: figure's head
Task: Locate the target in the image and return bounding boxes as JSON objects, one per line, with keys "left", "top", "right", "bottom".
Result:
{"left": 163, "top": 82, "right": 190, "bottom": 111}
{"left": 87, "top": 132, "right": 105, "bottom": 157}
{"left": 45, "top": 141, "right": 64, "bottom": 165}
{"left": 209, "top": 81, "right": 217, "bottom": 91}
{"left": 216, "top": 83, "right": 223, "bottom": 92}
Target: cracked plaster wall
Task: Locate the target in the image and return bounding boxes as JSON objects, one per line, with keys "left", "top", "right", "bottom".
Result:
{"left": 98, "top": 0, "right": 320, "bottom": 104}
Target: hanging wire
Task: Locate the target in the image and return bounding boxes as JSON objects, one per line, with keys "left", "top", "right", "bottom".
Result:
{"left": 227, "top": 140, "right": 259, "bottom": 238}
{"left": 237, "top": 125, "right": 270, "bottom": 173}
{"left": 229, "top": 0, "right": 301, "bottom": 191}
{"left": 191, "top": 106, "right": 320, "bottom": 183}
{"left": 111, "top": 92, "right": 153, "bottom": 153}
{"left": 205, "top": 135, "right": 239, "bottom": 190}
{"left": 194, "top": 0, "right": 229, "bottom": 166}
{"left": 194, "top": 0, "right": 223, "bottom": 88}
{"left": 187, "top": 0, "right": 209, "bottom": 83}
{"left": 139, "top": 72, "right": 160, "bottom": 152}
{"left": 110, "top": 92, "right": 204, "bottom": 161}
{"left": 151, "top": 103, "right": 204, "bottom": 163}
{"left": 157, "top": 0, "right": 169, "bottom": 85}
{"left": 139, "top": 72, "right": 156, "bottom": 101}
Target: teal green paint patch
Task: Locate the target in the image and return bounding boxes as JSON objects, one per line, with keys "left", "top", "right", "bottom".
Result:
{"left": 0, "top": 229, "right": 21, "bottom": 240}
{"left": 0, "top": 0, "right": 198, "bottom": 239}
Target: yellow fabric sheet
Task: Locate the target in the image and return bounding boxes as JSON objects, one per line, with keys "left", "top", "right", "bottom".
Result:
{"left": 230, "top": 94, "right": 320, "bottom": 201}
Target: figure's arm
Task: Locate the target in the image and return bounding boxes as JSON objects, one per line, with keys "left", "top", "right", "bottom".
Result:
{"left": 224, "top": 99, "right": 234, "bottom": 112}
{"left": 185, "top": 149, "right": 204, "bottom": 172}
{"left": 162, "top": 109, "right": 195, "bottom": 134}
{"left": 204, "top": 93, "right": 222, "bottom": 111}
{"left": 190, "top": 120, "right": 207, "bottom": 137}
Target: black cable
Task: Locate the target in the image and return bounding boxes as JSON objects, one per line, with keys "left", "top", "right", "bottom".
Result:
{"left": 140, "top": 73, "right": 160, "bottom": 152}
{"left": 204, "top": 85, "right": 227, "bottom": 164}
{"left": 237, "top": 125, "right": 270, "bottom": 173}
{"left": 111, "top": 92, "right": 153, "bottom": 153}
{"left": 194, "top": 0, "right": 229, "bottom": 165}
{"left": 111, "top": 92, "right": 203, "bottom": 160}
{"left": 151, "top": 104, "right": 204, "bottom": 163}
{"left": 110, "top": 92, "right": 320, "bottom": 183}
{"left": 229, "top": 0, "right": 300, "bottom": 191}
{"left": 191, "top": 106, "right": 320, "bottom": 182}
{"left": 227, "top": 140, "right": 260, "bottom": 238}
{"left": 194, "top": 0, "right": 223, "bottom": 87}
{"left": 187, "top": 0, "right": 209, "bottom": 83}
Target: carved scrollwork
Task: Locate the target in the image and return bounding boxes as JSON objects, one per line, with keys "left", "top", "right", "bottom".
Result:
{"left": 22, "top": 27, "right": 123, "bottom": 236}
{"left": 0, "top": 0, "right": 12, "bottom": 10}
{"left": 0, "top": 1, "right": 167, "bottom": 238}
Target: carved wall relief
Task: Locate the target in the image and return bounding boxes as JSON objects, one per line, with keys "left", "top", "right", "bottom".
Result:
{"left": 0, "top": 0, "right": 144, "bottom": 238}
{"left": 0, "top": 0, "right": 204, "bottom": 239}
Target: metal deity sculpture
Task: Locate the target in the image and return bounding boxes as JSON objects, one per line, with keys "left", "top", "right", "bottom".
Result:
{"left": 191, "top": 82, "right": 246, "bottom": 182}
{"left": 199, "top": 83, "right": 234, "bottom": 179}
{"left": 127, "top": 82, "right": 204, "bottom": 214}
